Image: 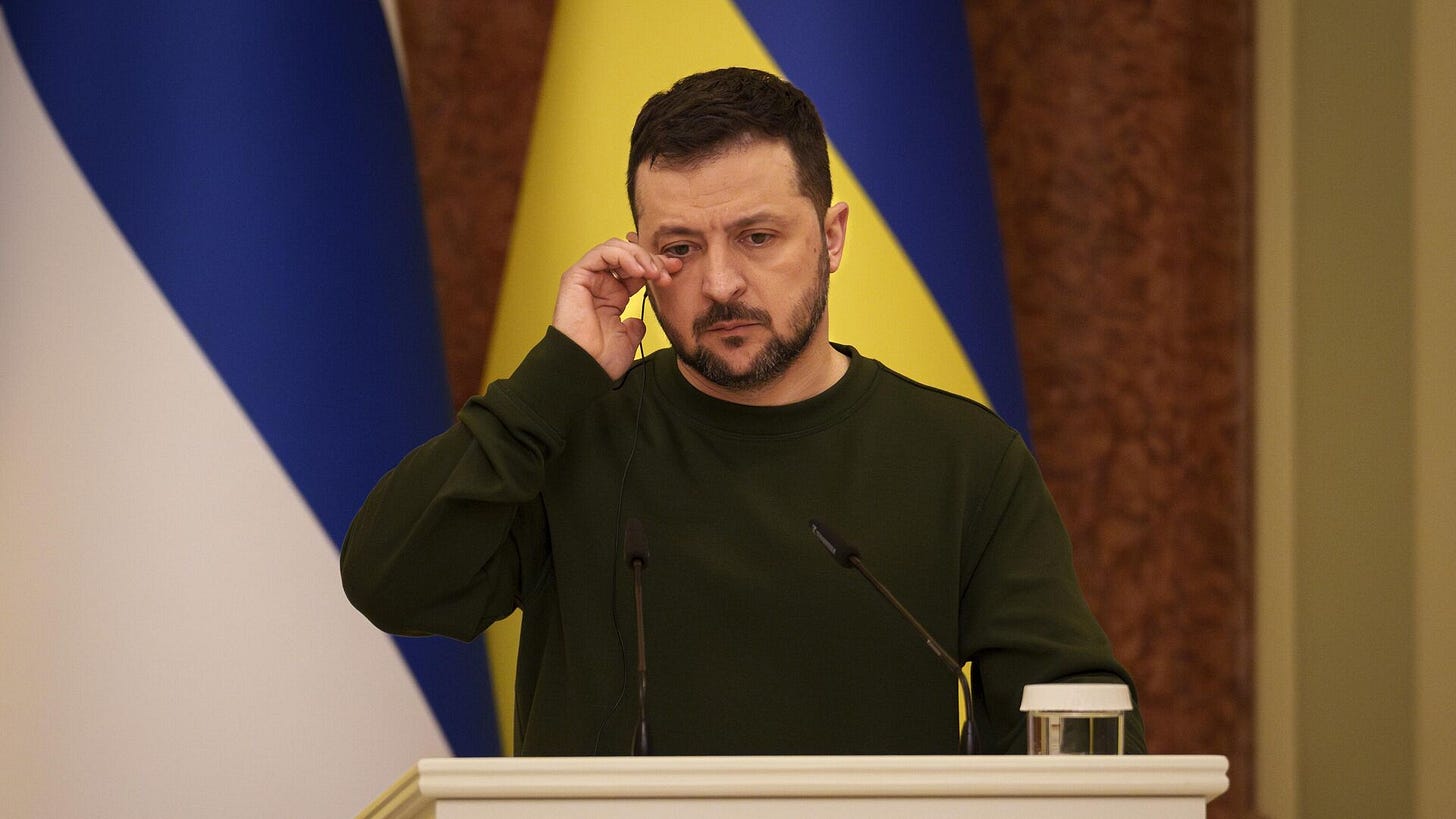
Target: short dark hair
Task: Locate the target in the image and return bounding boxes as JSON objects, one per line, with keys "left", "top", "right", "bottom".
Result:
{"left": 627, "top": 67, "right": 832, "bottom": 220}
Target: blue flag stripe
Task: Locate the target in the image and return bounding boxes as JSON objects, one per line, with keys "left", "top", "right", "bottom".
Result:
{"left": 733, "top": 0, "right": 1031, "bottom": 442}
{"left": 5, "top": 1, "right": 498, "bottom": 756}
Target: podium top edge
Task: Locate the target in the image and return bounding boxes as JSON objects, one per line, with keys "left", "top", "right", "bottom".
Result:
{"left": 402, "top": 754, "right": 1230, "bottom": 801}
{"left": 418, "top": 754, "right": 1228, "bottom": 771}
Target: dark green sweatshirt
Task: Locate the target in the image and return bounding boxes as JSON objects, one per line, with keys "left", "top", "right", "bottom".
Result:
{"left": 341, "top": 328, "right": 1145, "bottom": 755}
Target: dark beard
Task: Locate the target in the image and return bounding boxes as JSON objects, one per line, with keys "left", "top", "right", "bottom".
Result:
{"left": 653, "top": 250, "right": 830, "bottom": 391}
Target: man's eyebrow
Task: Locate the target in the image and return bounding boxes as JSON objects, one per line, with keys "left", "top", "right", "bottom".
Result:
{"left": 649, "top": 224, "right": 703, "bottom": 244}
{"left": 727, "top": 211, "right": 787, "bottom": 231}
{"left": 649, "top": 212, "right": 787, "bottom": 244}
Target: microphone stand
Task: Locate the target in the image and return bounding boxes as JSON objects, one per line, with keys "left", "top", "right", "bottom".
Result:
{"left": 810, "top": 519, "right": 976, "bottom": 754}
{"left": 625, "top": 519, "right": 651, "bottom": 755}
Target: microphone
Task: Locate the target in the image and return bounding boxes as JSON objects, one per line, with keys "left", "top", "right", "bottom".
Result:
{"left": 809, "top": 519, "right": 976, "bottom": 754}
{"left": 624, "top": 518, "right": 651, "bottom": 755}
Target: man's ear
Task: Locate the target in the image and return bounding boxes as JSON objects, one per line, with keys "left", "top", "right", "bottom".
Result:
{"left": 823, "top": 202, "right": 849, "bottom": 273}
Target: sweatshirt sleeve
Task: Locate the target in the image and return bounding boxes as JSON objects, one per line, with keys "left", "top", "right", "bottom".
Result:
{"left": 340, "top": 327, "right": 613, "bottom": 641}
{"left": 958, "top": 433, "right": 1147, "bottom": 753}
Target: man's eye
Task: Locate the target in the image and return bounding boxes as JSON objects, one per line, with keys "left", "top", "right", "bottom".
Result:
{"left": 663, "top": 243, "right": 692, "bottom": 257}
{"left": 746, "top": 232, "right": 772, "bottom": 246}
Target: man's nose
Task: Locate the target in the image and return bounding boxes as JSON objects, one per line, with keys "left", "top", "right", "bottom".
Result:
{"left": 699, "top": 244, "right": 747, "bottom": 303}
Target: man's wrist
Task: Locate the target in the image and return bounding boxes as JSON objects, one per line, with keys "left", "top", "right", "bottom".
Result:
{"left": 464, "top": 327, "right": 615, "bottom": 441}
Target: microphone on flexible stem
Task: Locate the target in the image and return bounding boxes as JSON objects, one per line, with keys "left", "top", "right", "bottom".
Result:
{"left": 624, "top": 518, "right": 651, "bottom": 755}
{"left": 809, "top": 518, "right": 976, "bottom": 754}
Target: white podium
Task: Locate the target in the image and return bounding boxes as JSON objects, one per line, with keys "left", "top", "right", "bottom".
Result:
{"left": 358, "top": 755, "right": 1229, "bottom": 818}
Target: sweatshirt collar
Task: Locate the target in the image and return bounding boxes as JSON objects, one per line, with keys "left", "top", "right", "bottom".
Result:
{"left": 648, "top": 342, "right": 878, "bottom": 437}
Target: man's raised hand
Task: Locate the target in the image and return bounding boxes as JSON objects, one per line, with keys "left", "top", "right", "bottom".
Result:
{"left": 551, "top": 237, "right": 682, "bottom": 380}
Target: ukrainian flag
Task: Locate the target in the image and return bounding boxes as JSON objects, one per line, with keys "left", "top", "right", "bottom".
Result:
{"left": 484, "top": 0, "right": 1028, "bottom": 752}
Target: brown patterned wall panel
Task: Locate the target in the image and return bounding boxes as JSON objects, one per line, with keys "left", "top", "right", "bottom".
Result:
{"left": 967, "top": 2, "right": 1253, "bottom": 817}
{"left": 398, "top": 0, "right": 556, "bottom": 410}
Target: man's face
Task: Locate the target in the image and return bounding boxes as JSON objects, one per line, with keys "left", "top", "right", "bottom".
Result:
{"left": 633, "top": 138, "right": 846, "bottom": 391}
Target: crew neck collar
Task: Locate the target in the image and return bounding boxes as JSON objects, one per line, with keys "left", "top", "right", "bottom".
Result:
{"left": 648, "top": 343, "right": 877, "bottom": 438}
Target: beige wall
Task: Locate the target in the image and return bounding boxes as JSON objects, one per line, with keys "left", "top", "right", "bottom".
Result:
{"left": 1411, "top": 1, "right": 1456, "bottom": 816}
{"left": 1256, "top": 1, "right": 1456, "bottom": 817}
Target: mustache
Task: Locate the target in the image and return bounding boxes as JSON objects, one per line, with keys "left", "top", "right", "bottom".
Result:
{"left": 691, "top": 301, "right": 773, "bottom": 336}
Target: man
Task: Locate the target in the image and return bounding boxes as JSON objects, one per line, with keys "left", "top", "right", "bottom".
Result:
{"left": 342, "top": 67, "right": 1144, "bottom": 756}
